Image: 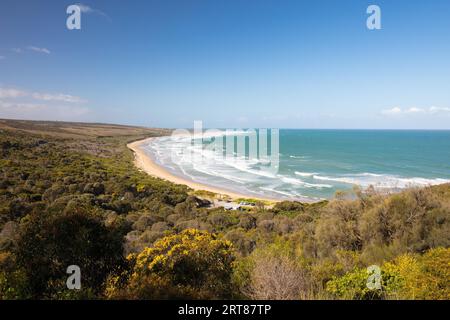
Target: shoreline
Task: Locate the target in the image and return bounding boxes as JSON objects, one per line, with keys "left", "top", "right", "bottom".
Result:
{"left": 127, "top": 137, "right": 283, "bottom": 203}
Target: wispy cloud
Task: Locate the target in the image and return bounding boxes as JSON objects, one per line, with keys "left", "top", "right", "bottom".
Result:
{"left": 0, "top": 100, "right": 91, "bottom": 121}
{"left": 0, "top": 87, "right": 86, "bottom": 103}
{"left": 32, "top": 92, "right": 86, "bottom": 103}
{"left": 381, "top": 107, "right": 402, "bottom": 115}
{"left": 27, "top": 46, "right": 51, "bottom": 54}
{"left": 429, "top": 106, "right": 450, "bottom": 114}
{"left": 0, "top": 86, "right": 90, "bottom": 121}
{"left": 0, "top": 56, "right": 5, "bottom": 60}
{"left": 11, "top": 46, "right": 51, "bottom": 55}
{"left": 0, "top": 88, "right": 28, "bottom": 99}
{"left": 381, "top": 106, "right": 450, "bottom": 116}
{"left": 76, "top": 3, "right": 95, "bottom": 13}
{"left": 76, "top": 3, "right": 110, "bottom": 20}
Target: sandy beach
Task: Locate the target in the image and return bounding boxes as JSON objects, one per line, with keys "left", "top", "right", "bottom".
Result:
{"left": 127, "top": 137, "right": 280, "bottom": 202}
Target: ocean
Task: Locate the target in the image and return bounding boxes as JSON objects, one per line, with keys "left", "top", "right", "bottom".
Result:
{"left": 141, "top": 130, "right": 450, "bottom": 201}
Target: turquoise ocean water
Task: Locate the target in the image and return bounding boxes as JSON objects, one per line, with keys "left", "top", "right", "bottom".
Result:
{"left": 142, "top": 130, "right": 450, "bottom": 201}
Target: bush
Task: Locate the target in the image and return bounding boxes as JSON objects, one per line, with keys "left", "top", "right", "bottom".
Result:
{"left": 207, "top": 212, "right": 235, "bottom": 230}
{"left": 272, "top": 201, "right": 305, "bottom": 215}
{"left": 326, "top": 267, "right": 384, "bottom": 300}
{"left": 238, "top": 213, "right": 256, "bottom": 230}
{"left": 14, "top": 211, "right": 127, "bottom": 298}
{"left": 225, "top": 229, "right": 256, "bottom": 256}
{"left": 315, "top": 200, "right": 363, "bottom": 256}
{"left": 238, "top": 240, "right": 311, "bottom": 300}
{"left": 132, "top": 213, "right": 161, "bottom": 231}
{"left": 151, "top": 221, "right": 170, "bottom": 233}
{"left": 326, "top": 248, "right": 450, "bottom": 300}
{"left": 107, "top": 229, "right": 235, "bottom": 299}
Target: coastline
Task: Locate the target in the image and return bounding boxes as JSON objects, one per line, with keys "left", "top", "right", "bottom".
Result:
{"left": 127, "top": 137, "right": 282, "bottom": 203}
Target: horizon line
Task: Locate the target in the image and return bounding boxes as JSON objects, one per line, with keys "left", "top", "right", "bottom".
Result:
{"left": 1, "top": 118, "right": 450, "bottom": 131}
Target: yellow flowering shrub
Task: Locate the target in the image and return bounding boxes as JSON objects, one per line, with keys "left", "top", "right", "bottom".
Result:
{"left": 419, "top": 247, "right": 450, "bottom": 299}
{"left": 107, "top": 229, "right": 235, "bottom": 299}
{"left": 326, "top": 247, "right": 450, "bottom": 300}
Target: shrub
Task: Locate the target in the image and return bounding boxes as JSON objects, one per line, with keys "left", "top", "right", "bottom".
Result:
{"left": 315, "top": 200, "right": 363, "bottom": 256}
{"left": 108, "top": 229, "right": 235, "bottom": 299}
{"left": 239, "top": 240, "right": 311, "bottom": 300}
{"left": 151, "top": 221, "right": 170, "bottom": 233}
{"left": 326, "top": 267, "right": 383, "bottom": 300}
{"left": 238, "top": 213, "right": 256, "bottom": 230}
{"left": 326, "top": 248, "right": 450, "bottom": 300}
{"left": 14, "top": 211, "right": 127, "bottom": 298}
{"left": 225, "top": 229, "right": 256, "bottom": 256}
{"left": 207, "top": 212, "right": 235, "bottom": 230}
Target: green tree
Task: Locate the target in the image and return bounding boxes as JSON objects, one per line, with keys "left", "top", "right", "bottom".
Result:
{"left": 14, "top": 210, "right": 127, "bottom": 298}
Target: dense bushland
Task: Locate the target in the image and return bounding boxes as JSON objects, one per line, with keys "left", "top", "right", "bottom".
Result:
{"left": 0, "top": 121, "right": 448, "bottom": 300}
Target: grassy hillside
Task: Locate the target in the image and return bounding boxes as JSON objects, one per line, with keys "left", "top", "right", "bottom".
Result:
{"left": 0, "top": 119, "right": 448, "bottom": 300}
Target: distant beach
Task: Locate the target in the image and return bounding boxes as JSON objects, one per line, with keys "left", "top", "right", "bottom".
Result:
{"left": 128, "top": 138, "right": 281, "bottom": 202}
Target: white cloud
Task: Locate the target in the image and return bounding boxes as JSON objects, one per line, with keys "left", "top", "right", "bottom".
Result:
{"left": 0, "top": 86, "right": 90, "bottom": 121}
{"left": 405, "top": 107, "right": 425, "bottom": 113}
{"left": 381, "top": 107, "right": 402, "bottom": 115}
{"left": 76, "top": 3, "right": 110, "bottom": 19}
{"left": 32, "top": 92, "right": 86, "bottom": 103}
{"left": 11, "top": 46, "right": 50, "bottom": 55}
{"left": 382, "top": 106, "right": 450, "bottom": 116}
{"left": 0, "top": 88, "right": 27, "bottom": 99}
{"left": 0, "top": 100, "right": 91, "bottom": 121}
{"left": 0, "top": 87, "right": 86, "bottom": 104}
{"left": 76, "top": 3, "right": 95, "bottom": 13}
{"left": 27, "top": 46, "right": 51, "bottom": 54}
{"left": 429, "top": 106, "right": 450, "bottom": 114}
{"left": 0, "top": 56, "right": 5, "bottom": 60}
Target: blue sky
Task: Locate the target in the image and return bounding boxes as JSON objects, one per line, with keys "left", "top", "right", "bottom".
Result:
{"left": 1, "top": 0, "right": 450, "bottom": 129}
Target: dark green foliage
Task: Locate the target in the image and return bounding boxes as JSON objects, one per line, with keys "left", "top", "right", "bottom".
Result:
{"left": 14, "top": 211, "right": 127, "bottom": 298}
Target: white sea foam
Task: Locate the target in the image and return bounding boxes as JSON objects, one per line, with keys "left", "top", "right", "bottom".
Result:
{"left": 312, "top": 173, "right": 450, "bottom": 189}
{"left": 260, "top": 187, "right": 294, "bottom": 197}
{"left": 279, "top": 175, "right": 332, "bottom": 189}
{"left": 295, "top": 171, "right": 316, "bottom": 177}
